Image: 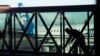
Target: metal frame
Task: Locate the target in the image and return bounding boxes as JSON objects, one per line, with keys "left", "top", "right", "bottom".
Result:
{"left": 0, "top": 5, "right": 96, "bottom": 56}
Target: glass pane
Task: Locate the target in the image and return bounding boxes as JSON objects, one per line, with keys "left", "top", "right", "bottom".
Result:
{"left": 0, "top": 11, "right": 95, "bottom": 55}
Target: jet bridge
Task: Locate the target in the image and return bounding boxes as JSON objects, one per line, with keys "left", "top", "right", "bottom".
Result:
{"left": 0, "top": 5, "right": 96, "bottom": 56}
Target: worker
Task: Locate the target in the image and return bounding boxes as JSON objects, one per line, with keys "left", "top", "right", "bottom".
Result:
{"left": 64, "top": 28, "right": 90, "bottom": 55}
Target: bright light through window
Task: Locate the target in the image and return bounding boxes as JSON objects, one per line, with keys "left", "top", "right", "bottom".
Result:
{"left": 0, "top": 0, "right": 96, "bottom": 7}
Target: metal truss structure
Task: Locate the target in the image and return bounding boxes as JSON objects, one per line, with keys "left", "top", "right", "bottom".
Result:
{"left": 0, "top": 5, "right": 96, "bottom": 56}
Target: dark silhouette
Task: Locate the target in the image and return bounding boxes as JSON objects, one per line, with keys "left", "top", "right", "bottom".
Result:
{"left": 64, "top": 28, "right": 90, "bottom": 55}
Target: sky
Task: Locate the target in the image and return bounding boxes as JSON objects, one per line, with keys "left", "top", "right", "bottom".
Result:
{"left": 0, "top": 0, "right": 96, "bottom": 7}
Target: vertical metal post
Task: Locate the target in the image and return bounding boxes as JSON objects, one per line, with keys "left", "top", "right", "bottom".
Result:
{"left": 14, "top": 13, "right": 16, "bottom": 50}
{"left": 35, "top": 12, "right": 38, "bottom": 56}
{"left": 8, "top": 13, "right": 13, "bottom": 55}
{"left": 87, "top": 11, "right": 90, "bottom": 48}
{"left": 94, "top": 9, "right": 96, "bottom": 55}
{"left": 62, "top": 12, "right": 65, "bottom": 53}
{"left": 60, "top": 12, "right": 62, "bottom": 53}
